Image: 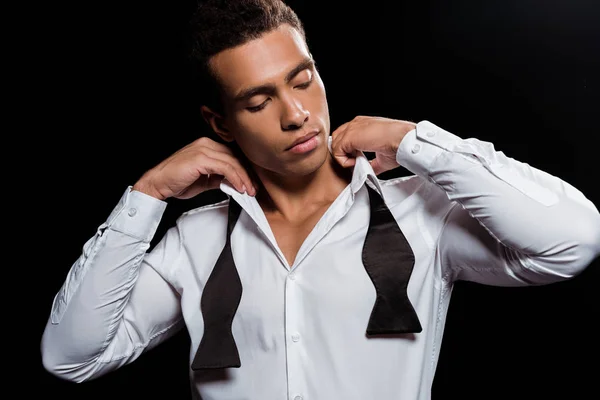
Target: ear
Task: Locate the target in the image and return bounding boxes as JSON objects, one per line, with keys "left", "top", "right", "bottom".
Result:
{"left": 200, "top": 105, "right": 234, "bottom": 143}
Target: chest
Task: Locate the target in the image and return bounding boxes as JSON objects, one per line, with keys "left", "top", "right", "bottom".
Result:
{"left": 266, "top": 208, "right": 328, "bottom": 268}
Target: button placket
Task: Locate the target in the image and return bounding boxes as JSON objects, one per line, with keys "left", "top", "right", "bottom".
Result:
{"left": 285, "top": 270, "right": 305, "bottom": 400}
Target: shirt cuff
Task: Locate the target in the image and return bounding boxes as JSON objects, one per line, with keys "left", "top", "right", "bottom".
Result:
{"left": 396, "top": 120, "right": 560, "bottom": 206}
{"left": 396, "top": 120, "right": 478, "bottom": 180}
{"left": 105, "top": 186, "right": 167, "bottom": 242}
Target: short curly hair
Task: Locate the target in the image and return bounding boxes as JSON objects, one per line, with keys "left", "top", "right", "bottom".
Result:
{"left": 188, "top": 0, "right": 306, "bottom": 113}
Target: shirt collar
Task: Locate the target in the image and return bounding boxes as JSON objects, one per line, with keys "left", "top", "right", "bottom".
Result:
{"left": 219, "top": 135, "right": 385, "bottom": 218}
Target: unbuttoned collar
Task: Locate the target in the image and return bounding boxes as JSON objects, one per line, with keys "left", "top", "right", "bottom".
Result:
{"left": 220, "top": 135, "right": 385, "bottom": 220}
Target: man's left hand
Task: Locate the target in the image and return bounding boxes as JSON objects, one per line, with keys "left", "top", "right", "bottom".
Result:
{"left": 330, "top": 116, "right": 416, "bottom": 175}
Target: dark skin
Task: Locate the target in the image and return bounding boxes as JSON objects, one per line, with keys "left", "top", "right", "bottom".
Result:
{"left": 203, "top": 24, "right": 353, "bottom": 222}
{"left": 134, "top": 24, "right": 415, "bottom": 266}
{"left": 203, "top": 24, "right": 353, "bottom": 266}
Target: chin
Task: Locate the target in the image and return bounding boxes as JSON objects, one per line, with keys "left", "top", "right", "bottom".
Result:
{"left": 280, "top": 141, "right": 329, "bottom": 177}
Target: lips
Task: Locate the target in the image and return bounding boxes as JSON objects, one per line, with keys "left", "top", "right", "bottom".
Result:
{"left": 287, "top": 130, "right": 319, "bottom": 150}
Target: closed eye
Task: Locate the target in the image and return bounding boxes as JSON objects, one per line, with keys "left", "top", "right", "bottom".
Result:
{"left": 246, "top": 75, "right": 313, "bottom": 113}
{"left": 295, "top": 77, "right": 313, "bottom": 89}
{"left": 246, "top": 99, "right": 270, "bottom": 113}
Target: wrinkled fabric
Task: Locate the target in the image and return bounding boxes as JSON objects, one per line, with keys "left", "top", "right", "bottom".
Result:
{"left": 41, "top": 120, "right": 600, "bottom": 400}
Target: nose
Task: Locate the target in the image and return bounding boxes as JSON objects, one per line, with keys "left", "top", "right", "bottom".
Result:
{"left": 281, "top": 94, "right": 309, "bottom": 131}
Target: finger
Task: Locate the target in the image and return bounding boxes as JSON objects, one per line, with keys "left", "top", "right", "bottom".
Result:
{"left": 206, "top": 173, "right": 224, "bottom": 190}
{"left": 198, "top": 139, "right": 260, "bottom": 192}
{"left": 330, "top": 124, "right": 345, "bottom": 153}
{"left": 198, "top": 157, "right": 248, "bottom": 195}
{"left": 198, "top": 173, "right": 225, "bottom": 191}
{"left": 199, "top": 149, "right": 257, "bottom": 196}
{"left": 333, "top": 153, "right": 356, "bottom": 168}
{"left": 331, "top": 127, "right": 359, "bottom": 167}
{"left": 369, "top": 158, "right": 385, "bottom": 175}
{"left": 331, "top": 137, "right": 358, "bottom": 168}
{"left": 330, "top": 120, "right": 351, "bottom": 139}
{"left": 331, "top": 121, "right": 358, "bottom": 152}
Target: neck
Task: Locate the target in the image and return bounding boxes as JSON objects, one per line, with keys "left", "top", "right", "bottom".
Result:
{"left": 252, "top": 151, "right": 353, "bottom": 221}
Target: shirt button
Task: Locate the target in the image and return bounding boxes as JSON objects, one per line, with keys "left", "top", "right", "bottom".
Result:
{"left": 127, "top": 208, "right": 137, "bottom": 217}
{"left": 411, "top": 144, "right": 421, "bottom": 154}
{"left": 426, "top": 130, "right": 436, "bottom": 137}
{"left": 294, "top": 396, "right": 303, "bottom": 400}
{"left": 289, "top": 272, "right": 296, "bottom": 280}
{"left": 291, "top": 333, "right": 301, "bottom": 342}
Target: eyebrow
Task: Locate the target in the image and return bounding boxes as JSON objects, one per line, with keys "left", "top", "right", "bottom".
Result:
{"left": 234, "top": 58, "right": 315, "bottom": 103}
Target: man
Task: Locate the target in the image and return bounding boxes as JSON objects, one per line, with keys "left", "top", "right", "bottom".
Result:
{"left": 41, "top": 0, "right": 600, "bottom": 399}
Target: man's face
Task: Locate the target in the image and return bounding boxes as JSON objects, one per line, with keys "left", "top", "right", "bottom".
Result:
{"left": 209, "top": 24, "right": 330, "bottom": 178}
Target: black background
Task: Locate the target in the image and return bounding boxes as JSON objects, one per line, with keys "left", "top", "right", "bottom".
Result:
{"left": 35, "top": 0, "right": 599, "bottom": 398}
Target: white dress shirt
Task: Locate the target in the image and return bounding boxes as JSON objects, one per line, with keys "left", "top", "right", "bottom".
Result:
{"left": 41, "top": 120, "right": 600, "bottom": 400}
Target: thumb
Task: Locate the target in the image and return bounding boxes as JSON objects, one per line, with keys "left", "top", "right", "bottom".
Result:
{"left": 369, "top": 158, "right": 385, "bottom": 175}
{"left": 334, "top": 153, "right": 356, "bottom": 168}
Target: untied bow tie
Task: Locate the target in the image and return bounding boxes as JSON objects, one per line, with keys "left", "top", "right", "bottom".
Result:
{"left": 191, "top": 184, "right": 422, "bottom": 370}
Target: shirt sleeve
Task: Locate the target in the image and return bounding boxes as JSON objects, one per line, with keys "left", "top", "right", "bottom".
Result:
{"left": 396, "top": 120, "right": 600, "bottom": 285}
{"left": 41, "top": 186, "right": 185, "bottom": 382}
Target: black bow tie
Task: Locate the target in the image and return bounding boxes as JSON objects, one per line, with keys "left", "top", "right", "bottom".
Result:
{"left": 191, "top": 184, "right": 422, "bottom": 370}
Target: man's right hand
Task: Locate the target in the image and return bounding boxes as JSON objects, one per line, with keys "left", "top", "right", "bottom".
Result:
{"left": 132, "top": 137, "right": 257, "bottom": 201}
